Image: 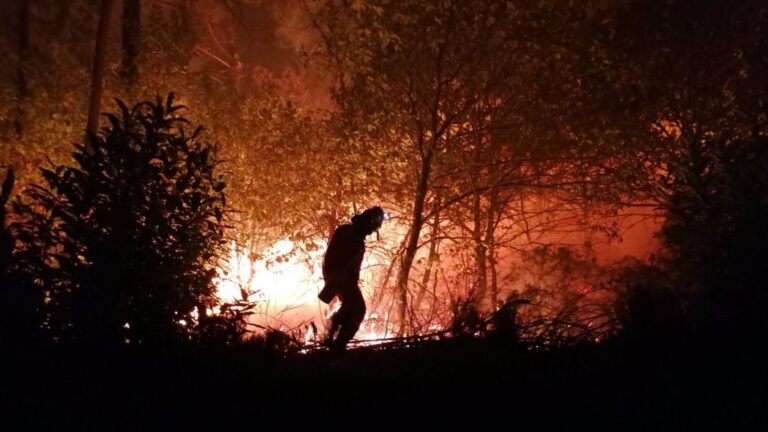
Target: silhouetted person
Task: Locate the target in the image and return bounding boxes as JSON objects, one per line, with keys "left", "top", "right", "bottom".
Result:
{"left": 319, "top": 206, "right": 387, "bottom": 351}
{"left": 490, "top": 292, "right": 530, "bottom": 344}
{"left": 451, "top": 297, "right": 481, "bottom": 336}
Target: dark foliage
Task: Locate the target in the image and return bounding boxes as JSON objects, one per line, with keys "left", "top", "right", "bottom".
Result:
{"left": 2, "top": 333, "right": 764, "bottom": 430}
{"left": 0, "top": 168, "right": 12, "bottom": 278}
{"left": 0, "top": 167, "right": 41, "bottom": 346}
{"left": 450, "top": 297, "right": 481, "bottom": 336}
{"left": 612, "top": 260, "right": 688, "bottom": 341}
{"left": 9, "top": 94, "right": 233, "bottom": 348}
{"left": 193, "top": 303, "right": 252, "bottom": 350}
{"left": 661, "top": 122, "right": 768, "bottom": 334}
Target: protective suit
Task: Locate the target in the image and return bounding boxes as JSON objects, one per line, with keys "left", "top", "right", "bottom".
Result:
{"left": 319, "top": 207, "right": 386, "bottom": 351}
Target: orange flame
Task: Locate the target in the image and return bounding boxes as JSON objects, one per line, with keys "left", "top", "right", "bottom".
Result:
{"left": 213, "top": 220, "right": 404, "bottom": 345}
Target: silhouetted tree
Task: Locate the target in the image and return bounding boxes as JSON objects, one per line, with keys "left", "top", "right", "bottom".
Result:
{"left": 86, "top": 0, "right": 117, "bottom": 148}
{"left": 14, "top": 0, "right": 29, "bottom": 139}
{"left": 661, "top": 123, "right": 768, "bottom": 334}
{"left": 611, "top": 259, "right": 687, "bottom": 342}
{"left": 11, "top": 94, "right": 230, "bottom": 349}
{"left": 0, "top": 166, "right": 44, "bottom": 347}
{"left": 120, "top": 0, "right": 141, "bottom": 86}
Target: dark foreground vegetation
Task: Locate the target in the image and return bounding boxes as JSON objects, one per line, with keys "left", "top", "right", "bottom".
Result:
{"left": 1, "top": 332, "right": 766, "bottom": 430}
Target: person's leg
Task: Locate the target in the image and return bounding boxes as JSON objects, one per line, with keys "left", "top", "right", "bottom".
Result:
{"left": 332, "top": 288, "right": 366, "bottom": 350}
{"left": 325, "top": 310, "right": 342, "bottom": 347}
{"left": 325, "top": 295, "right": 349, "bottom": 347}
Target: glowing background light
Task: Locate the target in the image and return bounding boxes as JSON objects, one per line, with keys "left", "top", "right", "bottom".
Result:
{"left": 213, "top": 220, "right": 405, "bottom": 344}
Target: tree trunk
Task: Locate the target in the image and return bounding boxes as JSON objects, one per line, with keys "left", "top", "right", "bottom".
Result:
{"left": 370, "top": 225, "right": 411, "bottom": 320}
{"left": 86, "top": 0, "right": 117, "bottom": 150}
{"left": 470, "top": 133, "right": 488, "bottom": 310}
{"left": 395, "top": 150, "right": 433, "bottom": 335}
{"left": 414, "top": 193, "right": 441, "bottom": 312}
{"left": 371, "top": 240, "right": 402, "bottom": 310}
{"left": 14, "top": 0, "right": 30, "bottom": 139}
{"left": 472, "top": 190, "right": 488, "bottom": 309}
{"left": 54, "top": 0, "right": 73, "bottom": 38}
{"left": 121, "top": 0, "right": 141, "bottom": 86}
{"left": 486, "top": 187, "right": 499, "bottom": 310}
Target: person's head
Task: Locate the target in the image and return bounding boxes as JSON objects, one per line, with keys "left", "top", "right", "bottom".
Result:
{"left": 351, "top": 206, "right": 388, "bottom": 236}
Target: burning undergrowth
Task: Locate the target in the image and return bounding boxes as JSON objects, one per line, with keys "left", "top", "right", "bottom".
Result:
{"left": 211, "top": 227, "right": 630, "bottom": 354}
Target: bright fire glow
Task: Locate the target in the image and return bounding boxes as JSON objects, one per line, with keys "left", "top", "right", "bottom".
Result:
{"left": 214, "top": 239, "right": 323, "bottom": 306}
{"left": 213, "top": 221, "right": 404, "bottom": 346}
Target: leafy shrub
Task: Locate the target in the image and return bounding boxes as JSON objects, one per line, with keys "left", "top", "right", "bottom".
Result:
{"left": 11, "top": 94, "right": 232, "bottom": 348}
{"left": 611, "top": 259, "right": 688, "bottom": 341}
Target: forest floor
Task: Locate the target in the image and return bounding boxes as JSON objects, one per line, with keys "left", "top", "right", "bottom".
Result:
{"left": 2, "top": 334, "right": 766, "bottom": 430}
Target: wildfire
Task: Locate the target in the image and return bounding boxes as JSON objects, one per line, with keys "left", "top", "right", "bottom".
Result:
{"left": 213, "top": 239, "right": 324, "bottom": 321}
{"left": 212, "top": 222, "right": 402, "bottom": 347}
{"left": 213, "top": 239, "right": 329, "bottom": 349}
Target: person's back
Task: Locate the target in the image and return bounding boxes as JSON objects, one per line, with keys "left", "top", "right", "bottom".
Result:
{"left": 322, "top": 224, "right": 364, "bottom": 291}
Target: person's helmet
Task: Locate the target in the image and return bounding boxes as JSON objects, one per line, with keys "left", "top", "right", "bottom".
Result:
{"left": 352, "top": 206, "right": 389, "bottom": 234}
